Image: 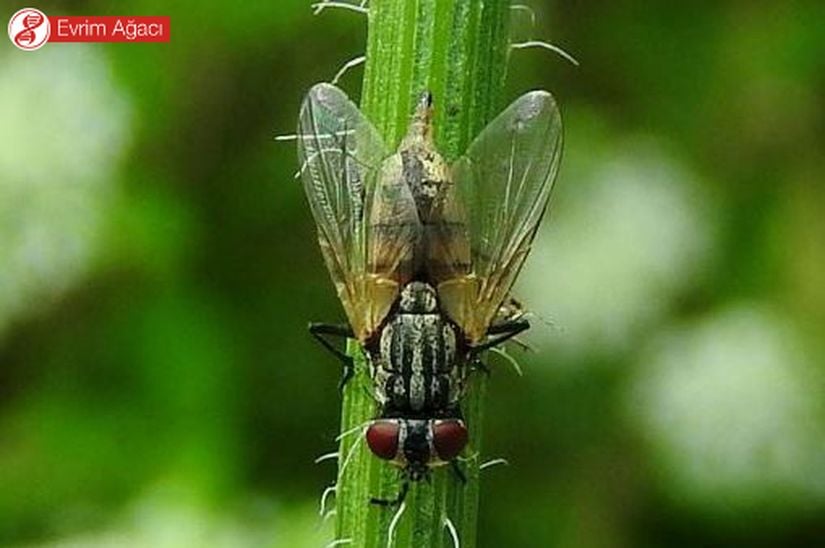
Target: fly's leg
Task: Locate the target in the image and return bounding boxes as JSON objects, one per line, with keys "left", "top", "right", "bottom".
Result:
{"left": 471, "top": 318, "right": 530, "bottom": 354}
{"left": 309, "top": 322, "right": 356, "bottom": 390}
{"left": 370, "top": 479, "right": 410, "bottom": 507}
{"left": 485, "top": 316, "right": 531, "bottom": 337}
{"left": 450, "top": 460, "right": 467, "bottom": 484}
{"left": 465, "top": 318, "right": 530, "bottom": 378}
{"left": 308, "top": 322, "right": 353, "bottom": 361}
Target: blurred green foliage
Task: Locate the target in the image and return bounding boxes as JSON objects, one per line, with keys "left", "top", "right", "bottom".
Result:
{"left": 1, "top": 1, "right": 823, "bottom": 546}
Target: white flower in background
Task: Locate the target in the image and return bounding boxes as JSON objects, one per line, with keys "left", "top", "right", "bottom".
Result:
{"left": 0, "top": 47, "right": 130, "bottom": 335}
{"left": 520, "top": 138, "right": 713, "bottom": 362}
{"left": 628, "top": 305, "right": 825, "bottom": 511}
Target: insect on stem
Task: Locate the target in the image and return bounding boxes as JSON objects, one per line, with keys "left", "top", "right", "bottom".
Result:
{"left": 297, "top": 0, "right": 567, "bottom": 545}
{"left": 300, "top": 81, "right": 563, "bottom": 547}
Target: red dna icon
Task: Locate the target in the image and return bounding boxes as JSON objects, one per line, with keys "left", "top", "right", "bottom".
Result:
{"left": 14, "top": 11, "right": 44, "bottom": 47}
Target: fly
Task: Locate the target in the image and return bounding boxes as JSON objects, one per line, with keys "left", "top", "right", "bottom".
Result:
{"left": 297, "top": 83, "right": 562, "bottom": 504}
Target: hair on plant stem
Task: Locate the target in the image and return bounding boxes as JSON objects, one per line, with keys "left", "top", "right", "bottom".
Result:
{"left": 320, "top": 484, "right": 338, "bottom": 516}
{"left": 443, "top": 515, "right": 461, "bottom": 548}
{"left": 386, "top": 501, "right": 407, "bottom": 548}
{"left": 479, "top": 458, "right": 510, "bottom": 471}
{"left": 315, "top": 451, "right": 340, "bottom": 464}
{"left": 489, "top": 346, "right": 525, "bottom": 377}
{"left": 331, "top": 55, "right": 367, "bottom": 85}
{"left": 312, "top": 1, "right": 369, "bottom": 16}
{"left": 510, "top": 39, "right": 580, "bottom": 66}
{"left": 510, "top": 4, "right": 537, "bottom": 29}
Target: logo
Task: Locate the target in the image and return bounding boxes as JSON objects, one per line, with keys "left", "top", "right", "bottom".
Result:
{"left": 8, "top": 7, "right": 50, "bottom": 51}
{"left": 7, "top": 10, "right": 169, "bottom": 48}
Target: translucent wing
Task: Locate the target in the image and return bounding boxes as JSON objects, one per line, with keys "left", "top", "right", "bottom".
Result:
{"left": 435, "top": 91, "right": 562, "bottom": 342}
{"left": 298, "top": 83, "right": 418, "bottom": 339}
{"left": 366, "top": 153, "right": 421, "bottom": 297}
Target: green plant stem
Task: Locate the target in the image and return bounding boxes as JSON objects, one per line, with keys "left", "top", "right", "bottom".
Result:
{"left": 334, "top": 1, "right": 511, "bottom": 547}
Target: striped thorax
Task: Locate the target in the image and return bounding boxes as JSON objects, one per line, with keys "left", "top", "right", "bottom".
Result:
{"left": 371, "top": 281, "right": 462, "bottom": 415}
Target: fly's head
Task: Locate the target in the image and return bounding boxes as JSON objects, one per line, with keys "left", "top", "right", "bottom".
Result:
{"left": 365, "top": 417, "right": 468, "bottom": 480}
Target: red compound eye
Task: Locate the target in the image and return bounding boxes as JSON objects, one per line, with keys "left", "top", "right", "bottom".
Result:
{"left": 366, "top": 420, "right": 400, "bottom": 460}
{"left": 432, "top": 420, "right": 468, "bottom": 461}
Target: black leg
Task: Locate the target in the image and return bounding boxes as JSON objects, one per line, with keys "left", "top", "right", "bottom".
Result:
{"left": 471, "top": 318, "right": 530, "bottom": 354}
{"left": 485, "top": 317, "right": 530, "bottom": 336}
{"left": 370, "top": 480, "right": 410, "bottom": 507}
{"left": 338, "top": 364, "right": 355, "bottom": 392}
{"left": 309, "top": 322, "right": 356, "bottom": 390}
{"left": 450, "top": 460, "right": 467, "bottom": 484}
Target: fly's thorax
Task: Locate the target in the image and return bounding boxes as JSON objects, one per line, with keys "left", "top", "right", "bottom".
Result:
{"left": 378, "top": 284, "right": 457, "bottom": 372}
{"left": 399, "top": 281, "right": 437, "bottom": 313}
{"left": 365, "top": 417, "right": 469, "bottom": 475}
{"left": 371, "top": 282, "right": 462, "bottom": 413}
